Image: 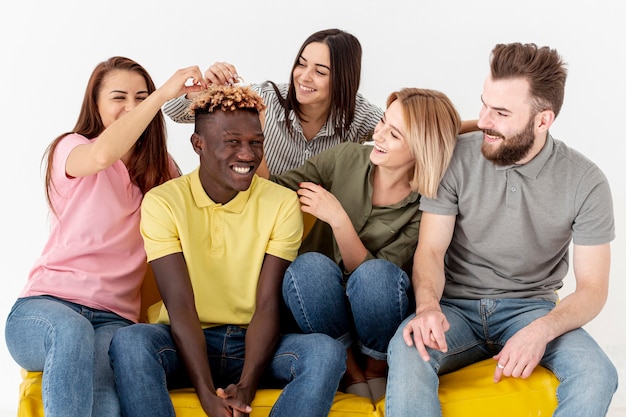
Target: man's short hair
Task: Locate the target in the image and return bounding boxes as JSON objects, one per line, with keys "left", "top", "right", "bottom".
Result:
{"left": 189, "top": 84, "right": 266, "bottom": 116}
{"left": 490, "top": 42, "right": 567, "bottom": 117}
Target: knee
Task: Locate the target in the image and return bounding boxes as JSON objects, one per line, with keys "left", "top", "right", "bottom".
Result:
{"left": 585, "top": 353, "right": 619, "bottom": 391}
{"left": 349, "top": 260, "right": 409, "bottom": 291}
{"left": 283, "top": 253, "right": 340, "bottom": 300}
{"left": 603, "top": 358, "right": 619, "bottom": 392}
{"left": 301, "top": 334, "right": 347, "bottom": 374}
{"left": 109, "top": 324, "right": 157, "bottom": 367}
{"left": 387, "top": 318, "right": 423, "bottom": 367}
{"left": 283, "top": 253, "right": 318, "bottom": 293}
{"left": 288, "top": 252, "right": 331, "bottom": 273}
{"left": 47, "top": 316, "right": 95, "bottom": 354}
{"left": 348, "top": 260, "right": 409, "bottom": 305}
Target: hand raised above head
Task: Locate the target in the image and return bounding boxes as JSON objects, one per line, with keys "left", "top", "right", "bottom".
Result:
{"left": 204, "top": 61, "right": 240, "bottom": 86}
{"left": 158, "top": 65, "right": 207, "bottom": 102}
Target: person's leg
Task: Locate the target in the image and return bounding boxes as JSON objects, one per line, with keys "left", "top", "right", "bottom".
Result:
{"left": 264, "top": 333, "right": 346, "bottom": 417}
{"left": 5, "top": 296, "right": 95, "bottom": 417}
{"left": 282, "top": 252, "right": 352, "bottom": 347}
{"left": 544, "top": 328, "right": 617, "bottom": 416}
{"left": 348, "top": 259, "right": 412, "bottom": 360}
{"left": 489, "top": 299, "right": 618, "bottom": 417}
{"left": 91, "top": 311, "right": 132, "bottom": 417}
{"left": 109, "top": 323, "right": 185, "bottom": 417}
{"left": 386, "top": 299, "right": 492, "bottom": 417}
{"left": 347, "top": 259, "right": 411, "bottom": 399}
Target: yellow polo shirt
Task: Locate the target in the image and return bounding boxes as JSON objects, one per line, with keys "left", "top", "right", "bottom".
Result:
{"left": 140, "top": 168, "right": 302, "bottom": 328}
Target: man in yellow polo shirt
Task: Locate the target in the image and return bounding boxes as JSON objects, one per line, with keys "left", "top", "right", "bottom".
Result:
{"left": 109, "top": 84, "right": 346, "bottom": 417}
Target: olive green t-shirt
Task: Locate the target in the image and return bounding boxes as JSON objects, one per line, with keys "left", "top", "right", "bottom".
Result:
{"left": 272, "top": 142, "right": 421, "bottom": 274}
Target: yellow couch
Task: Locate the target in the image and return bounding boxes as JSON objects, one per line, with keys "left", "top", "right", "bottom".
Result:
{"left": 16, "top": 214, "right": 560, "bottom": 416}
{"left": 19, "top": 359, "right": 558, "bottom": 417}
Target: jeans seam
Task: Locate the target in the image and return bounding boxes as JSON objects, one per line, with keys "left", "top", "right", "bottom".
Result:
{"left": 273, "top": 352, "right": 299, "bottom": 379}
{"left": 287, "top": 272, "right": 316, "bottom": 333}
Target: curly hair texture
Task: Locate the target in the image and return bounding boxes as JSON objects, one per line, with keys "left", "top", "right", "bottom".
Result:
{"left": 189, "top": 84, "right": 266, "bottom": 115}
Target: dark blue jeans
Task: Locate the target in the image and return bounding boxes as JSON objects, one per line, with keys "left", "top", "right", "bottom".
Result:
{"left": 109, "top": 323, "right": 346, "bottom": 417}
{"left": 283, "top": 252, "right": 412, "bottom": 360}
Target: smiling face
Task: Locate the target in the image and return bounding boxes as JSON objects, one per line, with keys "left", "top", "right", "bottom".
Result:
{"left": 192, "top": 110, "right": 264, "bottom": 204}
{"left": 97, "top": 69, "right": 149, "bottom": 129}
{"left": 369, "top": 99, "right": 414, "bottom": 171}
{"left": 477, "top": 75, "right": 545, "bottom": 166}
{"left": 292, "top": 42, "right": 331, "bottom": 108}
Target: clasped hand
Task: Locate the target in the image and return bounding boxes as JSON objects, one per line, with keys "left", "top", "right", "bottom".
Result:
{"left": 203, "top": 383, "right": 252, "bottom": 417}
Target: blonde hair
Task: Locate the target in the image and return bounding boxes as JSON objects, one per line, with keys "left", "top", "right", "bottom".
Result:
{"left": 189, "top": 84, "right": 266, "bottom": 115}
{"left": 387, "top": 88, "right": 460, "bottom": 198}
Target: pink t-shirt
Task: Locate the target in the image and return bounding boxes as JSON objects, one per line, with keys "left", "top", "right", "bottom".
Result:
{"left": 21, "top": 133, "right": 163, "bottom": 322}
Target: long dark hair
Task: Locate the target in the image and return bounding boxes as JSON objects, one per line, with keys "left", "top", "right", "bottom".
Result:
{"left": 43, "top": 56, "right": 174, "bottom": 210}
{"left": 270, "top": 28, "right": 362, "bottom": 138}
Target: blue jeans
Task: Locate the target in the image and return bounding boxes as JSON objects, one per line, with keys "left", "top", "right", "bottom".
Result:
{"left": 109, "top": 323, "right": 346, "bottom": 417}
{"left": 386, "top": 298, "right": 618, "bottom": 417}
{"left": 5, "top": 295, "right": 132, "bottom": 417}
{"left": 283, "top": 252, "right": 412, "bottom": 360}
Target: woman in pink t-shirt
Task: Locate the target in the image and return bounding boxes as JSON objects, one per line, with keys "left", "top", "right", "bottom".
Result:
{"left": 5, "top": 56, "right": 206, "bottom": 417}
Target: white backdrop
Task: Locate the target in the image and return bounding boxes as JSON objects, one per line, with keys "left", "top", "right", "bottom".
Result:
{"left": 1, "top": 1, "right": 624, "bottom": 415}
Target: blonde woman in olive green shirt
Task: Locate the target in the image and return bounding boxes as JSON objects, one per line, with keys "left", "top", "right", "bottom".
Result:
{"left": 271, "top": 88, "right": 461, "bottom": 402}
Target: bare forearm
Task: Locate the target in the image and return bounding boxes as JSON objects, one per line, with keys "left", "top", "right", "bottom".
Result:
{"left": 91, "top": 90, "right": 170, "bottom": 167}
{"left": 412, "top": 248, "right": 446, "bottom": 313}
{"left": 169, "top": 315, "right": 217, "bottom": 401}
{"left": 533, "top": 286, "right": 608, "bottom": 343}
{"left": 331, "top": 212, "right": 368, "bottom": 272}
{"left": 534, "top": 243, "right": 612, "bottom": 341}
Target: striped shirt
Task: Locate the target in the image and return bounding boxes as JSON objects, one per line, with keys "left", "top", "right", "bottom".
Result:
{"left": 163, "top": 82, "right": 383, "bottom": 174}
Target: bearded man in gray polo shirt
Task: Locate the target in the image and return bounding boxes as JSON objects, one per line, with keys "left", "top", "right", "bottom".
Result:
{"left": 386, "top": 42, "right": 617, "bottom": 417}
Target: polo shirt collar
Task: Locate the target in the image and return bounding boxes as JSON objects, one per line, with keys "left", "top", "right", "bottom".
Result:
{"left": 190, "top": 167, "right": 251, "bottom": 213}
{"left": 495, "top": 134, "right": 554, "bottom": 179}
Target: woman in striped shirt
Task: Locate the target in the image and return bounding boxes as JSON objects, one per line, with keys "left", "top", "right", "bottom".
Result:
{"left": 163, "top": 28, "right": 383, "bottom": 175}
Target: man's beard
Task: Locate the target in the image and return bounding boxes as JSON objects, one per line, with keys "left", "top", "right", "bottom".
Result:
{"left": 481, "top": 116, "right": 535, "bottom": 165}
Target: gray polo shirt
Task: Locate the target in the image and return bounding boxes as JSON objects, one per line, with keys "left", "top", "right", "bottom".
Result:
{"left": 419, "top": 131, "right": 615, "bottom": 301}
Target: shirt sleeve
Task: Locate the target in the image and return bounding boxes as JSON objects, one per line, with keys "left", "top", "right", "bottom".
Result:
{"left": 265, "top": 189, "right": 303, "bottom": 262}
{"left": 162, "top": 95, "right": 194, "bottom": 124}
{"left": 572, "top": 164, "right": 615, "bottom": 245}
{"left": 354, "top": 93, "right": 384, "bottom": 142}
{"left": 419, "top": 153, "right": 461, "bottom": 216}
{"left": 270, "top": 144, "right": 340, "bottom": 190}
{"left": 140, "top": 190, "right": 183, "bottom": 262}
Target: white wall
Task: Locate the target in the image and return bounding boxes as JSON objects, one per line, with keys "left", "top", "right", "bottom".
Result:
{"left": 1, "top": 1, "right": 624, "bottom": 415}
